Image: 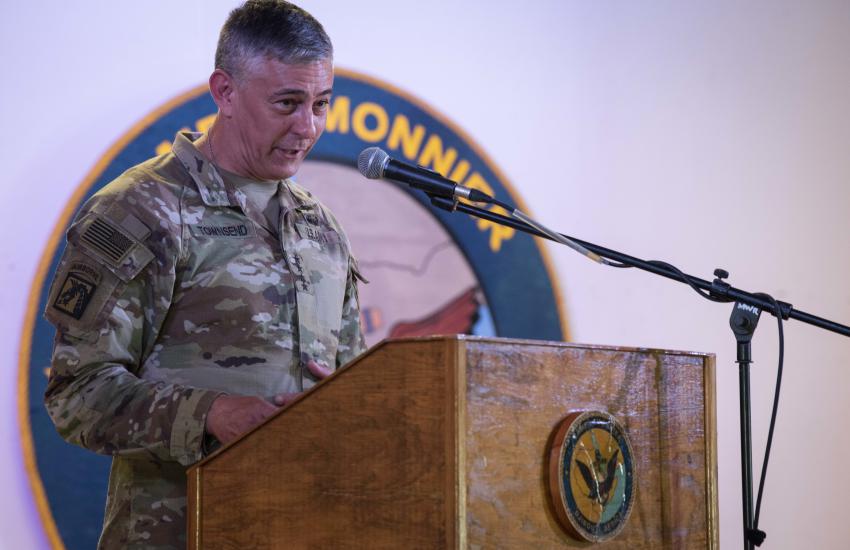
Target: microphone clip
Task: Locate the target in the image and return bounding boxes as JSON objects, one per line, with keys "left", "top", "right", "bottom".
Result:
{"left": 429, "top": 195, "right": 460, "bottom": 213}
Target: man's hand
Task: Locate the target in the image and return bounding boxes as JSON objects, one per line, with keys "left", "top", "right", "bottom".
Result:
{"left": 205, "top": 395, "right": 278, "bottom": 445}
{"left": 271, "top": 359, "right": 335, "bottom": 406}
{"left": 205, "top": 360, "right": 335, "bottom": 445}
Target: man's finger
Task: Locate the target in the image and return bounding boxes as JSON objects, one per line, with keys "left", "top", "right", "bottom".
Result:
{"left": 306, "top": 359, "right": 334, "bottom": 379}
{"left": 273, "top": 392, "right": 301, "bottom": 406}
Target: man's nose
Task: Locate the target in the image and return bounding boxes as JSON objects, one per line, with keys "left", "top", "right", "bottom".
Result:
{"left": 292, "top": 107, "right": 318, "bottom": 139}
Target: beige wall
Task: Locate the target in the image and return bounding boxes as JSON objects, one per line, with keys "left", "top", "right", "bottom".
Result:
{"left": 2, "top": 1, "right": 848, "bottom": 548}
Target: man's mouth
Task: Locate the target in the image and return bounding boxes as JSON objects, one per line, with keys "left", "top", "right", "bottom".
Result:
{"left": 275, "top": 148, "right": 303, "bottom": 158}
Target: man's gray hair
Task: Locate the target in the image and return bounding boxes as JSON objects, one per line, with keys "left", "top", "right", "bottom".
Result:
{"left": 215, "top": 0, "right": 333, "bottom": 79}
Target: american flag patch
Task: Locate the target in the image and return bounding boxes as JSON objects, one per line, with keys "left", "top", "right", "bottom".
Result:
{"left": 80, "top": 218, "right": 134, "bottom": 265}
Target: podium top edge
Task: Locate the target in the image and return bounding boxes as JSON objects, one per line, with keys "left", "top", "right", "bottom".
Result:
{"left": 187, "top": 334, "right": 714, "bottom": 473}
{"left": 370, "top": 334, "right": 714, "bottom": 359}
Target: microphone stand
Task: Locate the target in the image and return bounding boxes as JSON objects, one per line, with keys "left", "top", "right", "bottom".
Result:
{"left": 428, "top": 195, "right": 850, "bottom": 549}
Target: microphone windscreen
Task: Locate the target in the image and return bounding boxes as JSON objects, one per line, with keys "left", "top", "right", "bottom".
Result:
{"left": 357, "top": 147, "right": 388, "bottom": 179}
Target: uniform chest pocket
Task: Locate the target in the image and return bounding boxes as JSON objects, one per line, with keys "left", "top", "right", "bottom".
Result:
{"left": 286, "top": 238, "right": 348, "bottom": 296}
{"left": 183, "top": 212, "right": 277, "bottom": 278}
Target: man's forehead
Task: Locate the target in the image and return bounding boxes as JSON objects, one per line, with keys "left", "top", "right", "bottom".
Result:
{"left": 240, "top": 55, "right": 334, "bottom": 89}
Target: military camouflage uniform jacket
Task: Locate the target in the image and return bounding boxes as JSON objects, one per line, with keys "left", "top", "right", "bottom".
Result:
{"left": 44, "top": 133, "right": 366, "bottom": 549}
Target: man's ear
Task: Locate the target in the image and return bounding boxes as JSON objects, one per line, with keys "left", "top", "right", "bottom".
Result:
{"left": 209, "top": 69, "right": 237, "bottom": 117}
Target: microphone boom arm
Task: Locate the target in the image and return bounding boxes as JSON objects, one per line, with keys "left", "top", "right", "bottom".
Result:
{"left": 428, "top": 195, "right": 850, "bottom": 337}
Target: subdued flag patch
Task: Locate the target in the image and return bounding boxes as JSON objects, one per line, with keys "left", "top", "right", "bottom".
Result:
{"left": 81, "top": 217, "right": 134, "bottom": 265}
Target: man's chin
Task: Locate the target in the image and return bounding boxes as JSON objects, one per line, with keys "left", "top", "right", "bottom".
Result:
{"left": 265, "top": 153, "right": 306, "bottom": 180}
{"left": 263, "top": 161, "right": 301, "bottom": 181}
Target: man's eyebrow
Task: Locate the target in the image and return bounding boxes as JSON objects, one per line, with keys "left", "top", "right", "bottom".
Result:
{"left": 270, "top": 88, "right": 333, "bottom": 97}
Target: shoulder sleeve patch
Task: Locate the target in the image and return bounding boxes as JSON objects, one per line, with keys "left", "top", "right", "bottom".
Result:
{"left": 80, "top": 217, "right": 135, "bottom": 265}
{"left": 44, "top": 256, "right": 122, "bottom": 337}
{"left": 69, "top": 213, "right": 155, "bottom": 282}
{"left": 45, "top": 211, "right": 157, "bottom": 335}
{"left": 51, "top": 262, "right": 101, "bottom": 320}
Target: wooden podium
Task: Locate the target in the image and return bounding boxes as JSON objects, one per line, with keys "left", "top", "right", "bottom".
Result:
{"left": 187, "top": 336, "right": 717, "bottom": 549}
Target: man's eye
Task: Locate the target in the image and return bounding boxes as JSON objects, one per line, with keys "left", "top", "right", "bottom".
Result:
{"left": 314, "top": 99, "right": 329, "bottom": 112}
{"left": 277, "top": 99, "right": 297, "bottom": 109}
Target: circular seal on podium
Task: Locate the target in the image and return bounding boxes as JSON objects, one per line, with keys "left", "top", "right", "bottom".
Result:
{"left": 548, "top": 410, "right": 636, "bottom": 543}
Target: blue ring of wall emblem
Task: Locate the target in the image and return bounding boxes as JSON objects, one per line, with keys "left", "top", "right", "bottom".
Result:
{"left": 21, "top": 68, "right": 567, "bottom": 549}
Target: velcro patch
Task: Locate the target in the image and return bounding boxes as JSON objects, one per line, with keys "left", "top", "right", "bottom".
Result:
{"left": 52, "top": 262, "right": 102, "bottom": 320}
{"left": 80, "top": 217, "right": 134, "bottom": 266}
{"left": 287, "top": 251, "right": 314, "bottom": 295}
{"left": 190, "top": 223, "right": 255, "bottom": 239}
{"left": 120, "top": 213, "right": 151, "bottom": 240}
{"left": 295, "top": 223, "right": 340, "bottom": 245}
{"left": 295, "top": 222, "right": 323, "bottom": 242}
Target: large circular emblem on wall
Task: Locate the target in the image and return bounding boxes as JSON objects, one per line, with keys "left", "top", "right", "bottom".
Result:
{"left": 19, "top": 69, "right": 568, "bottom": 549}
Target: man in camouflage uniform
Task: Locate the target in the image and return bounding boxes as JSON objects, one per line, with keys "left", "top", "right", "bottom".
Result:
{"left": 43, "top": 2, "right": 365, "bottom": 548}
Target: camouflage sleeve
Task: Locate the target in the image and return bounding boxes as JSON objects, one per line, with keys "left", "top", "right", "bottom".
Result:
{"left": 335, "top": 257, "right": 367, "bottom": 368}
{"left": 43, "top": 189, "right": 221, "bottom": 467}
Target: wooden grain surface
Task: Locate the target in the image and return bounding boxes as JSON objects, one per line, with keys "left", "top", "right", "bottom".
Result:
{"left": 188, "top": 338, "right": 459, "bottom": 549}
{"left": 188, "top": 336, "right": 717, "bottom": 549}
{"left": 461, "top": 339, "right": 717, "bottom": 549}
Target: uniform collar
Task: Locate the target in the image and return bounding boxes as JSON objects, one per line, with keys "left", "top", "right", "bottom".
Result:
{"left": 171, "top": 132, "right": 318, "bottom": 211}
{"left": 172, "top": 132, "right": 232, "bottom": 207}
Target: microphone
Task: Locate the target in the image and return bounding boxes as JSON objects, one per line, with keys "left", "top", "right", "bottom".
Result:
{"left": 357, "top": 147, "right": 494, "bottom": 203}
{"left": 358, "top": 147, "right": 606, "bottom": 264}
